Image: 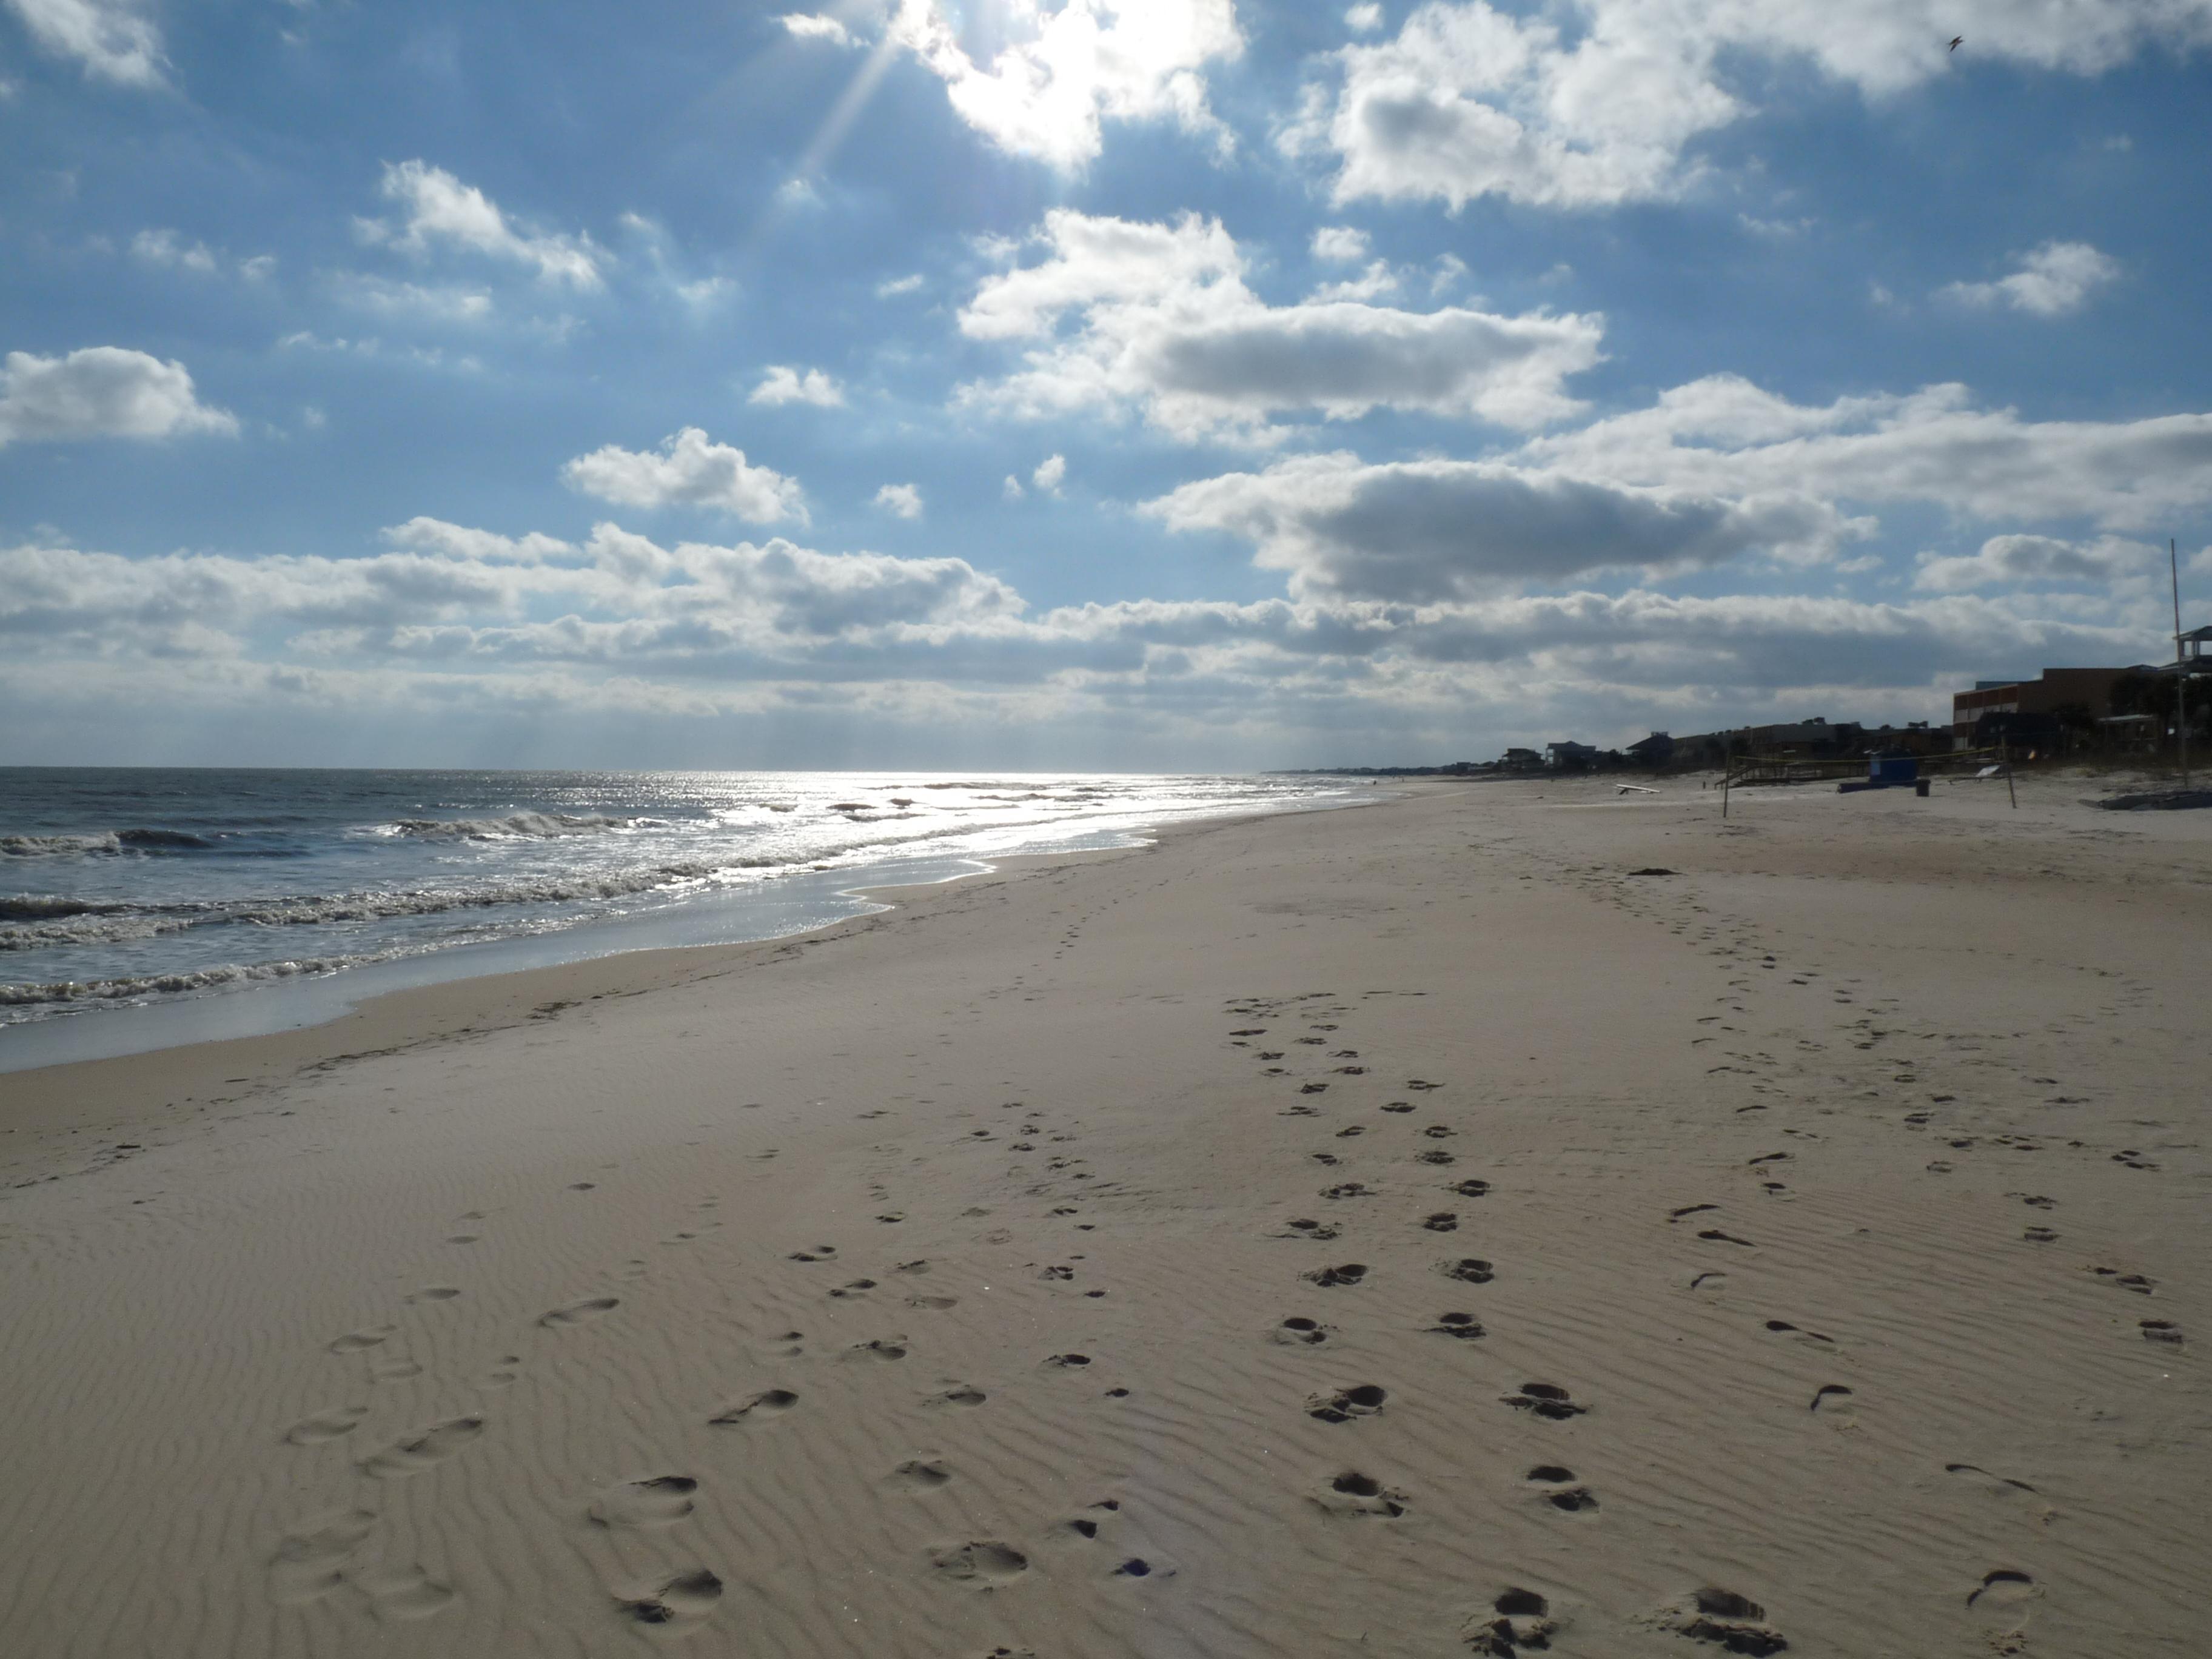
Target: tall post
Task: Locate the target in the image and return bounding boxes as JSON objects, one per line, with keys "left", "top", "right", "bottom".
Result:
{"left": 2176, "top": 538, "right": 2190, "bottom": 789}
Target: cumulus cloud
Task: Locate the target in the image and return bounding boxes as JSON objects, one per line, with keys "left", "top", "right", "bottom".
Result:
{"left": 1517, "top": 373, "right": 2212, "bottom": 531}
{"left": 360, "top": 161, "right": 605, "bottom": 290}
{"left": 0, "top": 521, "right": 1024, "bottom": 666}
{"left": 1032, "top": 453, "right": 1067, "bottom": 493}
{"left": 958, "top": 209, "right": 1603, "bottom": 441}
{"left": 562, "top": 429, "right": 807, "bottom": 523}
{"left": 1285, "top": 0, "right": 2212, "bottom": 210}
{"left": 1915, "top": 534, "right": 2157, "bottom": 591}
{"left": 750, "top": 365, "right": 846, "bottom": 407}
{"left": 1942, "top": 241, "right": 2121, "bottom": 317}
{"left": 1003, "top": 474, "right": 1026, "bottom": 500}
{"left": 877, "top": 273, "right": 925, "bottom": 297}
{"left": 779, "top": 12, "right": 855, "bottom": 45}
{"left": 1310, "top": 225, "right": 1371, "bottom": 263}
{"left": 4, "top": 521, "right": 2165, "bottom": 765}
{"left": 889, "top": 0, "right": 1243, "bottom": 169}
{"left": 0, "top": 347, "right": 236, "bottom": 447}
{"left": 874, "top": 482, "right": 925, "bottom": 518}
{"left": 4, "top": 0, "right": 164, "bottom": 87}
{"left": 1148, "top": 451, "right": 1858, "bottom": 600}
{"left": 1345, "top": 3, "right": 1383, "bottom": 31}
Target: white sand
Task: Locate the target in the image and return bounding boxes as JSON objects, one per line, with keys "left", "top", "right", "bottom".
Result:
{"left": 1, "top": 777, "right": 2206, "bottom": 1656}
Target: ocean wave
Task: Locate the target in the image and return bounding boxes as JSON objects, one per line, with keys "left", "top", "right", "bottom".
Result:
{"left": 1, "top": 952, "right": 386, "bottom": 1010}
{"left": 386, "top": 812, "right": 645, "bottom": 840}
{"left": 1, "top": 827, "right": 220, "bottom": 857}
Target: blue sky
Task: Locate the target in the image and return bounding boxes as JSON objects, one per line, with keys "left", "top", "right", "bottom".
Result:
{"left": 5, "top": 0, "right": 2211, "bottom": 768}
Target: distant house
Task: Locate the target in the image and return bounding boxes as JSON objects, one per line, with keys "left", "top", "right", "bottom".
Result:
{"left": 1624, "top": 731, "right": 1675, "bottom": 766}
{"left": 1500, "top": 747, "right": 1543, "bottom": 771}
{"left": 1951, "top": 668, "right": 2128, "bottom": 737}
{"left": 1546, "top": 741, "right": 1601, "bottom": 770}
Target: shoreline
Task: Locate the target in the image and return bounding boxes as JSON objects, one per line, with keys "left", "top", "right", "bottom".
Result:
{"left": 1, "top": 776, "right": 2204, "bottom": 1656}
{"left": 0, "top": 787, "right": 1384, "bottom": 1078}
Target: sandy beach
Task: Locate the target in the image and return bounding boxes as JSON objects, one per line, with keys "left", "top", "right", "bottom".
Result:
{"left": 2, "top": 776, "right": 2206, "bottom": 1658}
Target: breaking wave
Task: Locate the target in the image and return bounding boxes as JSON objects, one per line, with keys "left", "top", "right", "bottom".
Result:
{"left": 1, "top": 828, "right": 221, "bottom": 857}
{"left": 1, "top": 953, "right": 392, "bottom": 1008}
{"left": 386, "top": 813, "right": 647, "bottom": 840}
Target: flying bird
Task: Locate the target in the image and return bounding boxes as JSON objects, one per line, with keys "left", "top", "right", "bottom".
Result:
{"left": 1948, "top": 35, "right": 1963, "bottom": 50}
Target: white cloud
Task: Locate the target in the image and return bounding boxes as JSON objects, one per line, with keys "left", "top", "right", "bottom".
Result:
{"left": 874, "top": 482, "right": 925, "bottom": 518}
{"left": 331, "top": 274, "right": 495, "bottom": 322}
{"left": 889, "top": 0, "right": 1244, "bottom": 169}
{"left": 1942, "top": 241, "right": 2121, "bottom": 317}
{"left": 1310, "top": 225, "right": 1370, "bottom": 263}
{"left": 361, "top": 161, "right": 605, "bottom": 289}
{"left": 4, "top": 0, "right": 164, "bottom": 87}
{"left": 779, "top": 12, "right": 855, "bottom": 46}
{"left": 1032, "top": 453, "right": 1067, "bottom": 494}
{"left": 562, "top": 429, "right": 807, "bottom": 524}
{"left": 1518, "top": 374, "right": 2212, "bottom": 531}
{"left": 1346, "top": 3, "right": 1383, "bottom": 31}
{"left": 1003, "top": 474, "right": 1026, "bottom": 500}
{"left": 749, "top": 365, "right": 846, "bottom": 407}
{"left": 131, "top": 229, "right": 217, "bottom": 273}
{"left": 1915, "top": 534, "right": 2157, "bottom": 592}
{"left": 1286, "top": 0, "right": 2212, "bottom": 210}
{"left": 0, "top": 347, "right": 236, "bottom": 447}
{"left": 957, "top": 209, "right": 1603, "bottom": 441}
{"left": 877, "top": 273, "right": 925, "bottom": 297}
{"left": 130, "top": 229, "right": 275, "bottom": 281}
{"left": 1147, "top": 450, "right": 1859, "bottom": 600}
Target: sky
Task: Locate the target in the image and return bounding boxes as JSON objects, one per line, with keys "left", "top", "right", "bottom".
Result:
{"left": 4, "top": 0, "right": 2212, "bottom": 770}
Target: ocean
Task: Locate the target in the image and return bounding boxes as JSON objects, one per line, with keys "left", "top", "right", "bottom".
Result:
{"left": 0, "top": 768, "right": 1361, "bottom": 1064}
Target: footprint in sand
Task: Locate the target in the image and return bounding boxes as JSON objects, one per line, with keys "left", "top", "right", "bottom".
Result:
{"left": 1525, "top": 1466, "right": 1597, "bottom": 1512}
{"left": 1316, "top": 1470, "right": 1409, "bottom": 1518}
{"left": 925, "top": 1384, "right": 988, "bottom": 1408}
{"left": 788, "top": 1245, "right": 839, "bottom": 1262}
{"left": 1304, "top": 1262, "right": 1369, "bottom": 1288}
{"left": 927, "top": 1540, "right": 1028, "bottom": 1589}
{"left": 590, "top": 1475, "right": 699, "bottom": 1529}
{"left": 285, "top": 1406, "right": 368, "bottom": 1445}
{"left": 358, "top": 1416, "right": 485, "bottom": 1478}
{"left": 1698, "top": 1228, "right": 1757, "bottom": 1247}
{"left": 845, "top": 1338, "right": 909, "bottom": 1362}
{"left": 1320, "top": 1182, "right": 1370, "bottom": 1200}
{"left": 1968, "top": 1569, "right": 2036, "bottom": 1611}
{"left": 1415, "top": 1150, "right": 1456, "bottom": 1166}
{"left": 356, "top": 1563, "right": 458, "bottom": 1621}
{"left": 1658, "top": 1587, "right": 1787, "bottom": 1655}
{"left": 1466, "top": 1588, "right": 1558, "bottom": 1655}
{"left": 890, "top": 1458, "right": 953, "bottom": 1491}
{"left": 369, "top": 1357, "right": 423, "bottom": 1382}
{"left": 446, "top": 1235, "right": 480, "bottom": 1245}
{"left": 268, "top": 1509, "right": 378, "bottom": 1605}
{"left": 2141, "top": 1318, "right": 2184, "bottom": 1344}
{"left": 1439, "top": 1258, "right": 1494, "bottom": 1284}
{"left": 329, "top": 1326, "right": 395, "bottom": 1355}
{"left": 1945, "top": 1463, "right": 2037, "bottom": 1499}
{"left": 1809, "top": 1383, "right": 1854, "bottom": 1413}
{"left": 1764, "top": 1319, "right": 1834, "bottom": 1345}
{"left": 1427, "top": 1312, "right": 1484, "bottom": 1341}
{"left": 613, "top": 1568, "right": 724, "bottom": 1631}
{"left": 1502, "top": 1382, "right": 1584, "bottom": 1420}
{"left": 709, "top": 1389, "right": 798, "bottom": 1426}
{"left": 1307, "top": 1384, "right": 1387, "bottom": 1423}
{"left": 539, "top": 1297, "right": 620, "bottom": 1328}
{"left": 483, "top": 1356, "right": 521, "bottom": 1387}
{"left": 907, "top": 1294, "right": 959, "bottom": 1310}
{"left": 1274, "top": 1316, "right": 1333, "bottom": 1346}
{"left": 1280, "top": 1218, "right": 1342, "bottom": 1241}
{"left": 404, "top": 1286, "right": 460, "bottom": 1304}
{"left": 829, "top": 1278, "right": 879, "bottom": 1299}
{"left": 1449, "top": 1179, "right": 1490, "bottom": 1198}
{"left": 1423, "top": 1212, "right": 1459, "bottom": 1232}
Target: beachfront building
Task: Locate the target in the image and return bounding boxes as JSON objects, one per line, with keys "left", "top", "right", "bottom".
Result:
{"left": 1950, "top": 668, "right": 2127, "bottom": 739}
{"left": 1546, "top": 740, "right": 1601, "bottom": 770}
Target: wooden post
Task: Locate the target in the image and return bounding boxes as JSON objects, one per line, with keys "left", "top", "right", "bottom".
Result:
{"left": 2006, "top": 763, "right": 2016, "bottom": 810}
{"left": 2175, "top": 538, "right": 2191, "bottom": 790}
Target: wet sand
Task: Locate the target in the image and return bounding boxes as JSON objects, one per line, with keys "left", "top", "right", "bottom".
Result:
{"left": 1, "top": 776, "right": 2205, "bottom": 1656}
